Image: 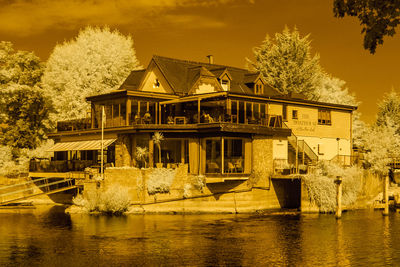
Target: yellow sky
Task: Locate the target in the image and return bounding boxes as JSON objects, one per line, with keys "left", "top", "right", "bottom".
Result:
{"left": 1, "top": 0, "right": 398, "bottom": 124}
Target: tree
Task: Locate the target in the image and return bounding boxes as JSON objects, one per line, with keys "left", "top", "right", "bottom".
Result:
{"left": 333, "top": 0, "right": 400, "bottom": 54}
{"left": 362, "top": 122, "right": 400, "bottom": 175}
{"left": 316, "top": 74, "right": 365, "bottom": 147}
{"left": 1, "top": 85, "right": 53, "bottom": 150}
{"left": 152, "top": 131, "right": 164, "bottom": 166}
{"left": 42, "top": 26, "right": 141, "bottom": 121}
{"left": 0, "top": 41, "right": 43, "bottom": 87}
{"left": 375, "top": 89, "right": 400, "bottom": 133}
{"left": 248, "top": 26, "right": 322, "bottom": 98}
{"left": 0, "top": 41, "right": 51, "bottom": 151}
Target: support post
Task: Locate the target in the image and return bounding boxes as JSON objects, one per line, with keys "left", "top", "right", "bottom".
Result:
{"left": 383, "top": 174, "right": 389, "bottom": 216}
{"left": 335, "top": 176, "right": 342, "bottom": 219}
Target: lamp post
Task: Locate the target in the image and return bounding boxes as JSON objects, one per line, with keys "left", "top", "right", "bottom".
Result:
{"left": 336, "top": 137, "right": 340, "bottom": 156}
{"left": 101, "top": 106, "right": 105, "bottom": 180}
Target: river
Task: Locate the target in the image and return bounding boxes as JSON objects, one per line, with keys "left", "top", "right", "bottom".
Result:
{"left": 0, "top": 207, "right": 399, "bottom": 266}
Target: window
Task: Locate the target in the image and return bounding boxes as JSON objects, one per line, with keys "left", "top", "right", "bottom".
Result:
{"left": 224, "top": 139, "right": 244, "bottom": 173}
{"left": 254, "top": 83, "right": 263, "bottom": 94}
{"left": 231, "top": 100, "right": 238, "bottom": 123}
{"left": 292, "top": 110, "right": 298, "bottom": 120}
{"left": 153, "top": 79, "right": 160, "bottom": 88}
{"left": 206, "top": 139, "right": 221, "bottom": 174}
{"left": 221, "top": 79, "right": 229, "bottom": 91}
{"left": 205, "top": 138, "right": 245, "bottom": 174}
{"left": 282, "top": 104, "right": 288, "bottom": 121}
{"left": 246, "top": 102, "right": 252, "bottom": 123}
{"left": 318, "top": 109, "right": 331, "bottom": 125}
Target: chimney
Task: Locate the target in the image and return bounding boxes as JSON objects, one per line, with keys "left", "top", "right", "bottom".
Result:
{"left": 206, "top": 55, "right": 214, "bottom": 64}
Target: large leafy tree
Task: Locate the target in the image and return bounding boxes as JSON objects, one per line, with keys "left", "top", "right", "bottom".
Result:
{"left": 0, "top": 41, "right": 43, "bottom": 87}
{"left": 333, "top": 0, "right": 400, "bottom": 54}
{"left": 375, "top": 89, "right": 400, "bottom": 133}
{"left": 0, "top": 41, "right": 52, "bottom": 151}
{"left": 249, "top": 27, "right": 365, "bottom": 147}
{"left": 1, "top": 85, "right": 53, "bottom": 150}
{"left": 248, "top": 26, "right": 322, "bottom": 99}
{"left": 42, "top": 26, "right": 141, "bottom": 121}
{"left": 317, "top": 74, "right": 365, "bottom": 147}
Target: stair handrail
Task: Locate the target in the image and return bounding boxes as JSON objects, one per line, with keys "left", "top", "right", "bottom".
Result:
{"left": 283, "top": 122, "right": 318, "bottom": 163}
{"left": 298, "top": 140, "right": 318, "bottom": 162}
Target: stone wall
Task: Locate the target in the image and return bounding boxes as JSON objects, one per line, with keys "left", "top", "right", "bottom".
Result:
{"left": 101, "top": 161, "right": 293, "bottom": 213}
{"left": 251, "top": 136, "right": 273, "bottom": 187}
{"left": 114, "top": 134, "right": 132, "bottom": 167}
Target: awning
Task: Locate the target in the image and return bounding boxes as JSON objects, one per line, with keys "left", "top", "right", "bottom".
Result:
{"left": 47, "top": 139, "right": 116, "bottom": 152}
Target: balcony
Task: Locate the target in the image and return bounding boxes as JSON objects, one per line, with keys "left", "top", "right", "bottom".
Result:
{"left": 29, "top": 159, "right": 98, "bottom": 173}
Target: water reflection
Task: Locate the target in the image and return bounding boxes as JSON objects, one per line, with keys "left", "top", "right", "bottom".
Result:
{"left": 1, "top": 209, "right": 400, "bottom": 266}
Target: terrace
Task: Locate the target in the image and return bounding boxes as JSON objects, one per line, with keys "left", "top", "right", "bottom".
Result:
{"left": 56, "top": 93, "right": 285, "bottom": 133}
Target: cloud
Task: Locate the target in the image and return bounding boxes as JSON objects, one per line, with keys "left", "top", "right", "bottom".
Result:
{"left": 0, "top": 0, "right": 250, "bottom": 36}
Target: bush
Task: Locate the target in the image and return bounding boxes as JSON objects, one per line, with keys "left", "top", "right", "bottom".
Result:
{"left": 73, "top": 184, "right": 131, "bottom": 215}
{"left": 147, "top": 168, "right": 176, "bottom": 194}
{"left": 303, "top": 161, "right": 362, "bottom": 212}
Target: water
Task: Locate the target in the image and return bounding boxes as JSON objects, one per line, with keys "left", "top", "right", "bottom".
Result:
{"left": 0, "top": 207, "right": 399, "bottom": 266}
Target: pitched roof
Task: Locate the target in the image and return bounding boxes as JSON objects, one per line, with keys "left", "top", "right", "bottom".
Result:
{"left": 119, "top": 69, "right": 146, "bottom": 90}
{"left": 119, "top": 55, "right": 283, "bottom": 97}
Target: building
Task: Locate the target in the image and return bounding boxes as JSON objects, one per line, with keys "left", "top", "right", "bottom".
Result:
{"left": 39, "top": 55, "right": 356, "bottom": 176}
{"left": 28, "top": 55, "right": 356, "bottom": 211}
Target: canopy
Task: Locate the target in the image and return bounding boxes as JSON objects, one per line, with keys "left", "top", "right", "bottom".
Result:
{"left": 47, "top": 139, "right": 116, "bottom": 152}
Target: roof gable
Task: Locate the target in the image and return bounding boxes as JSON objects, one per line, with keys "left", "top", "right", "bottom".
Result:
{"left": 137, "top": 60, "right": 174, "bottom": 94}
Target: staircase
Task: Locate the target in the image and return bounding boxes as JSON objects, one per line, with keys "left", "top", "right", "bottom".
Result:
{"left": 0, "top": 176, "right": 78, "bottom": 206}
{"left": 287, "top": 134, "right": 318, "bottom": 171}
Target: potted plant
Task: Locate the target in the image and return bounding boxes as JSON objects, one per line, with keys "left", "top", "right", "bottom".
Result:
{"left": 152, "top": 131, "right": 164, "bottom": 168}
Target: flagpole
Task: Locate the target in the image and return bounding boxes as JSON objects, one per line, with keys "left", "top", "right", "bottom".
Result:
{"left": 101, "top": 106, "right": 105, "bottom": 180}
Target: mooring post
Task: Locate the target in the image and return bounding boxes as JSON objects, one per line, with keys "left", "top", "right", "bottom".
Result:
{"left": 383, "top": 174, "right": 389, "bottom": 216}
{"left": 335, "top": 176, "right": 342, "bottom": 219}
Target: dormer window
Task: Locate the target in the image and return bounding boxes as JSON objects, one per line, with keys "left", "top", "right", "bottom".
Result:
{"left": 153, "top": 79, "right": 160, "bottom": 88}
{"left": 221, "top": 79, "right": 229, "bottom": 91}
{"left": 254, "top": 83, "right": 263, "bottom": 94}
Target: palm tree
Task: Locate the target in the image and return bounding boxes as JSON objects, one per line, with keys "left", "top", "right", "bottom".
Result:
{"left": 152, "top": 131, "right": 164, "bottom": 166}
{"left": 135, "top": 146, "right": 148, "bottom": 168}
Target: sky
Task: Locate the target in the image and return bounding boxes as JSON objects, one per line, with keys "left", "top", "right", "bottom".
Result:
{"left": 0, "top": 0, "right": 399, "bottom": 124}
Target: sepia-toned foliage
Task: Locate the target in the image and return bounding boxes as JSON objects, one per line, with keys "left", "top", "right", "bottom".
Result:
{"left": 333, "top": 0, "right": 400, "bottom": 53}
{"left": 0, "top": 41, "right": 53, "bottom": 152}
{"left": 249, "top": 26, "right": 322, "bottom": 98}
{"left": 73, "top": 184, "right": 131, "bottom": 215}
{"left": 42, "top": 26, "right": 141, "bottom": 120}
{"left": 303, "top": 161, "right": 362, "bottom": 212}
{"left": 375, "top": 89, "right": 400, "bottom": 134}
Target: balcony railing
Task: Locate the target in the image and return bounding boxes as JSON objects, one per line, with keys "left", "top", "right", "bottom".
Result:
{"left": 29, "top": 159, "right": 97, "bottom": 173}
{"left": 57, "top": 118, "right": 91, "bottom": 132}
{"left": 57, "top": 114, "right": 284, "bottom": 132}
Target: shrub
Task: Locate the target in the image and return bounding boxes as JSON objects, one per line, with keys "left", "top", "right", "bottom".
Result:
{"left": 303, "top": 161, "right": 362, "bottom": 212}
{"left": 147, "top": 168, "right": 176, "bottom": 194}
{"left": 72, "top": 184, "right": 131, "bottom": 215}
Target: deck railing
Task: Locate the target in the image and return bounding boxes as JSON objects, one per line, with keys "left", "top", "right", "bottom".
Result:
{"left": 29, "top": 159, "right": 97, "bottom": 172}
{"left": 56, "top": 114, "right": 285, "bottom": 132}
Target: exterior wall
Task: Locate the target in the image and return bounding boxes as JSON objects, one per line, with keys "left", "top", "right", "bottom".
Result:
{"left": 101, "top": 162, "right": 293, "bottom": 213}
{"left": 268, "top": 103, "right": 282, "bottom": 116}
{"left": 140, "top": 67, "right": 173, "bottom": 93}
{"left": 272, "top": 139, "right": 288, "bottom": 160}
{"left": 252, "top": 136, "right": 273, "bottom": 183}
{"left": 298, "top": 136, "right": 351, "bottom": 161}
{"left": 285, "top": 105, "right": 352, "bottom": 160}
{"left": 115, "top": 134, "right": 132, "bottom": 167}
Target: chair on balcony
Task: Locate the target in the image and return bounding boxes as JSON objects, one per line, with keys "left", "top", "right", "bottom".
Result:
{"left": 227, "top": 162, "right": 236, "bottom": 173}
{"left": 235, "top": 158, "right": 243, "bottom": 173}
{"left": 143, "top": 112, "right": 152, "bottom": 124}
